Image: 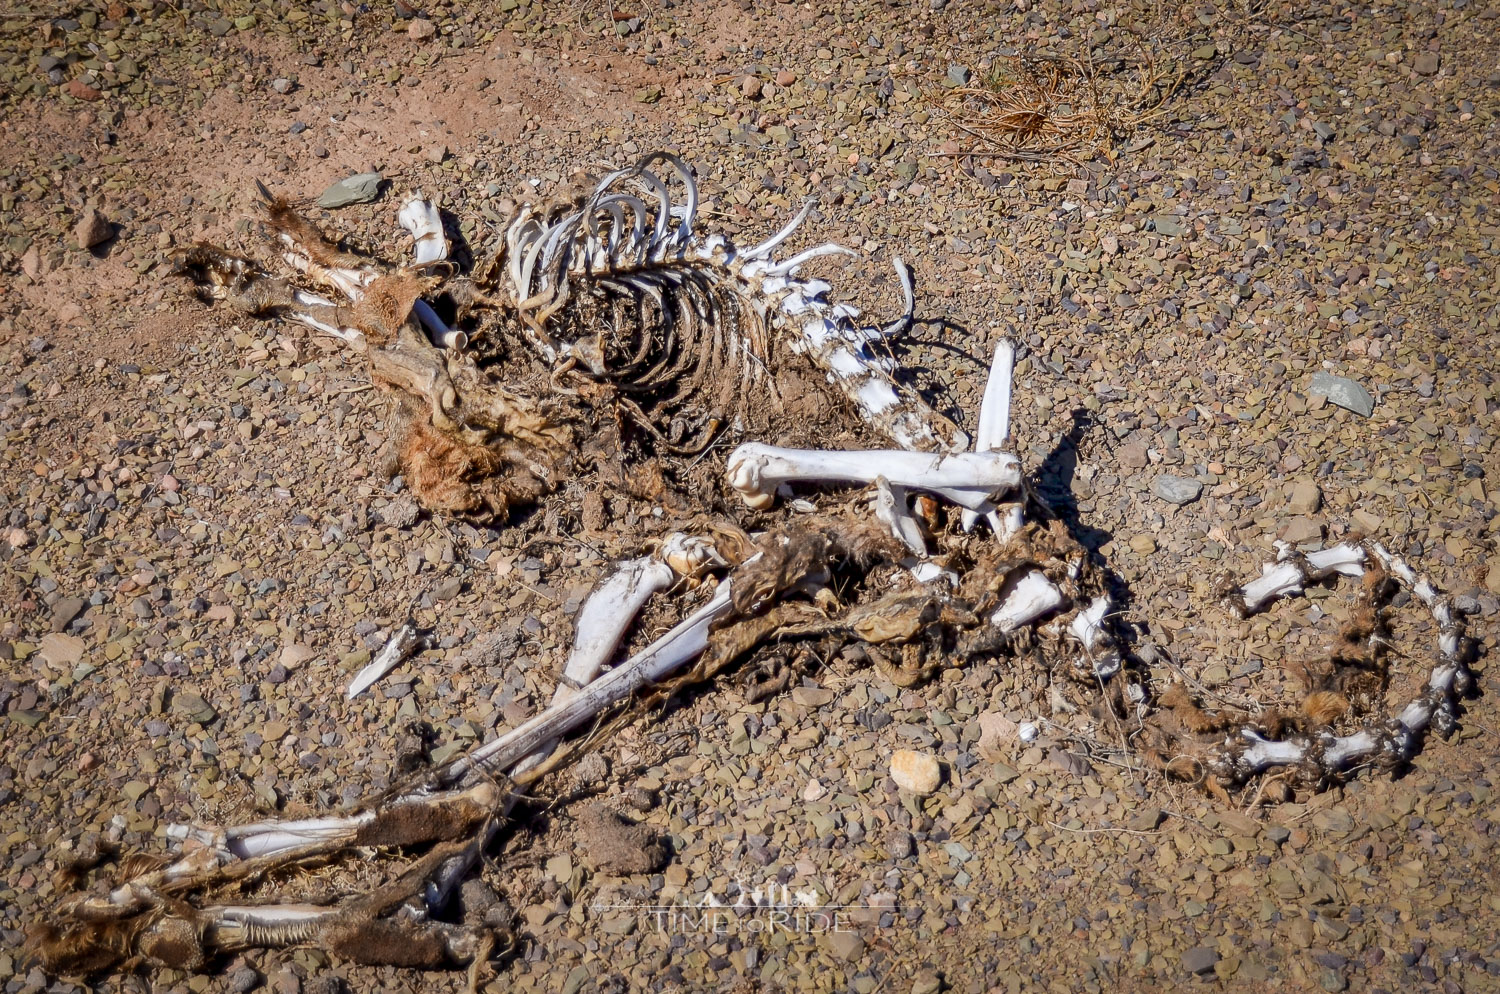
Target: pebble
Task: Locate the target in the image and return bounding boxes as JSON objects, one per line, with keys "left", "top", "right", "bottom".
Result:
{"left": 1150, "top": 474, "right": 1202, "bottom": 505}
{"left": 890, "top": 749, "right": 942, "bottom": 794}
{"left": 227, "top": 966, "right": 261, "bottom": 993}
{"left": 316, "top": 172, "right": 384, "bottom": 208}
{"left": 74, "top": 207, "right": 112, "bottom": 249}
{"left": 1288, "top": 480, "right": 1322, "bottom": 516}
{"left": 407, "top": 17, "right": 436, "bottom": 40}
{"left": 1309, "top": 372, "right": 1375, "bottom": 417}
{"left": 1182, "top": 946, "right": 1219, "bottom": 974}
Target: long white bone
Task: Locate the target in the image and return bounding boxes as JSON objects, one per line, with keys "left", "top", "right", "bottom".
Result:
{"left": 962, "top": 339, "right": 1019, "bottom": 538}
{"left": 727, "top": 443, "right": 1021, "bottom": 511}
{"left": 444, "top": 566, "right": 748, "bottom": 783}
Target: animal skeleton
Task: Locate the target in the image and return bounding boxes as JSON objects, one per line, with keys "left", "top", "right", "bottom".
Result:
{"left": 28, "top": 153, "right": 1471, "bottom": 980}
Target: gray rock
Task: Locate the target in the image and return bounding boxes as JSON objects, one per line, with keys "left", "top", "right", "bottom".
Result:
{"left": 1182, "top": 946, "right": 1219, "bottom": 974}
{"left": 1151, "top": 473, "right": 1203, "bottom": 505}
{"left": 227, "top": 967, "right": 261, "bottom": 993}
{"left": 1412, "top": 51, "right": 1440, "bottom": 76}
{"left": 946, "top": 64, "right": 970, "bottom": 86}
{"left": 1309, "top": 372, "right": 1374, "bottom": 417}
{"left": 316, "top": 172, "right": 384, "bottom": 208}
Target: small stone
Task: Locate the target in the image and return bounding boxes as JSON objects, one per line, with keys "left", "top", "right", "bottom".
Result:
{"left": 75, "top": 207, "right": 112, "bottom": 248}
{"left": 1128, "top": 534, "right": 1157, "bottom": 555}
{"left": 64, "top": 79, "right": 102, "bottom": 100}
{"left": 946, "top": 64, "right": 970, "bottom": 86}
{"left": 975, "top": 711, "right": 1017, "bottom": 759}
{"left": 886, "top": 830, "right": 914, "bottom": 859}
{"left": 1127, "top": 807, "right": 1163, "bottom": 831}
{"left": 173, "top": 692, "right": 218, "bottom": 724}
{"left": 802, "top": 778, "right": 826, "bottom": 802}
{"left": 407, "top": 17, "right": 436, "bottom": 40}
{"left": 775, "top": 70, "right": 796, "bottom": 87}
{"left": 5, "top": 528, "right": 30, "bottom": 548}
{"left": 820, "top": 929, "right": 865, "bottom": 961}
{"left": 1118, "top": 441, "right": 1149, "bottom": 469}
{"left": 279, "top": 644, "right": 315, "bottom": 670}
{"left": 1288, "top": 480, "right": 1322, "bottom": 516}
{"left": 740, "top": 74, "right": 762, "bottom": 99}
{"left": 1484, "top": 563, "right": 1500, "bottom": 595}
{"left": 1308, "top": 372, "right": 1374, "bottom": 417}
{"left": 1182, "top": 946, "right": 1219, "bottom": 975}
{"left": 426, "top": 144, "right": 448, "bottom": 163}
{"left": 910, "top": 970, "right": 942, "bottom": 994}
{"left": 270, "top": 77, "right": 293, "bottom": 94}
{"left": 227, "top": 967, "right": 261, "bottom": 994}
{"left": 1151, "top": 474, "right": 1203, "bottom": 505}
{"left": 791, "top": 686, "right": 834, "bottom": 707}
{"left": 49, "top": 596, "right": 87, "bottom": 632}
{"left": 20, "top": 244, "right": 42, "bottom": 280}
{"left": 316, "top": 172, "right": 384, "bottom": 208}
{"left": 1412, "top": 51, "right": 1439, "bottom": 75}
{"left": 1281, "top": 517, "right": 1323, "bottom": 545}
{"left": 38, "top": 633, "right": 86, "bottom": 669}
{"left": 890, "top": 749, "right": 942, "bottom": 795}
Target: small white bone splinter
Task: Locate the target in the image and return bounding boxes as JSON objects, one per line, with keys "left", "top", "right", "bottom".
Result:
{"left": 727, "top": 442, "right": 1021, "bottom": 511}
{"left": 346, "top": 622, "right": 420, "bottom": 700}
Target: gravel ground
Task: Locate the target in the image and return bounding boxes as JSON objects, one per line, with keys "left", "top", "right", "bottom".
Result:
{"left": 2, "top": 0, "right": 1499, "bottom": 992}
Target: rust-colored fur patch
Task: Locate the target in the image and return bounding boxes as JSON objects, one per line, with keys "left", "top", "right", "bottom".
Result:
{"left": 1302, "top": 690, "right": 1349, "bottom": 726}
{"left": 399, "top": 421, "right": 506, "bottom": 518}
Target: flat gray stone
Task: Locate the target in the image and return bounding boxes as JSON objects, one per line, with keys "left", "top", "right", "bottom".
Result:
{"left": 1309, "top": 372, "right": 1374, "bottom": 417}
{"left": 1151, "top": 473, "right": 1203, "bottom": 505}
{"left": 946, "top": 64, "right": 970, "bottom": 86}
{"left": 316, "top": 171, "right": 383, "bottom": 208}
{"left": 1182, "top": 946, "right": 1219, "bottom": 974}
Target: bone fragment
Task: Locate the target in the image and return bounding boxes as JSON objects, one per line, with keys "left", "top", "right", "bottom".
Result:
{"left": 727, "top": 442, "right": 1021, "bottom": 511}
{"left": 1067, "top": 595, "right": 1122, "bottom": 680}
{"left": 990, "top": 570, "right": 1066, "bottom": 632}
{"left": 1228, "top": 541, "right": 1365, "bottom": 614}
{"left": 562, "top": 556, "right": 674, "bottom": 691}
{"left": 872, "top": 476, "right": 927, "bottom": 555}
{"left": 398, "top": 197, "right": 448, "bottom": 265}
{"left": 346, "top": 623, "right": 420, "bottom": 700}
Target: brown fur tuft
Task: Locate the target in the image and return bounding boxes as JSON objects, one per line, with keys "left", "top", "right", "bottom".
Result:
{"left": 1302, "top": 690, "right": 1349, "bottom": 726}
{"left": 399, "top": 421, "right": 507, "bottom": 518}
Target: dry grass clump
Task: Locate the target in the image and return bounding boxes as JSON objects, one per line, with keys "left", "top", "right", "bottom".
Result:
{"left": 943, "top": 47, "right": 1188, "bottom": 166}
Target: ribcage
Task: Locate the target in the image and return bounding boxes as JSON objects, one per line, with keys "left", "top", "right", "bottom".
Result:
{"left": 488, "top": 153, "right": 771, "bottom": 450}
